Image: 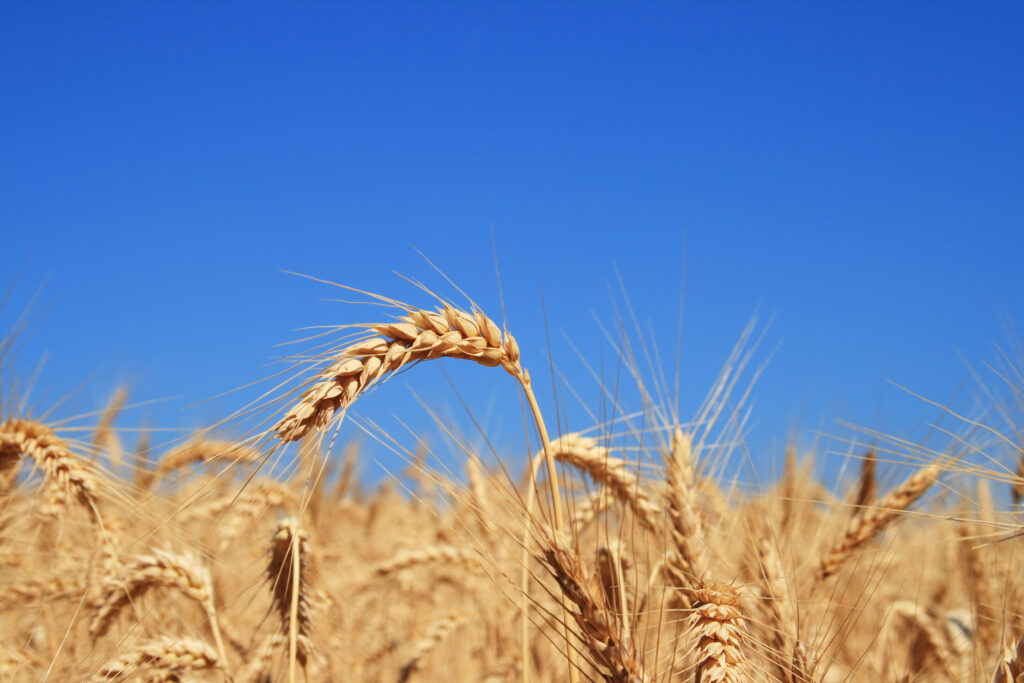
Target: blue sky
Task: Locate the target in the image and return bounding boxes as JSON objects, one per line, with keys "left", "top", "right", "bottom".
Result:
{"left": 2, "top": 3, "right": 1022, "bottom": 483}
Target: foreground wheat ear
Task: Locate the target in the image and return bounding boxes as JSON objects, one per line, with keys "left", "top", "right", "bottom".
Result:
{"left": 270, "top": 296, "right": 567, "bottom": 526}
{"left": 273, "top": 303, "right": 521, "bottom": 443}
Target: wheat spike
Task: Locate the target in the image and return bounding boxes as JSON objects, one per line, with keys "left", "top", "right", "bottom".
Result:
{"left": 1, "top": 574, "right": 89, "bottom": 609}
{"left": 689, "top": 581, "right": 747, "bottom": 683}
{"left": 851, "top": 448, "right": 877, "bottom": 512}
{"left": 549, "top": 432, "right": 660, "bottom": 529}
{"left": 268, "top": 517, "right": 314, "bottom": 683}
{"left": 93, "top": 386, "right": 127, "bottom": 469}
{"left": 664, "top": 427, "right": 706, "bottom": 586}
{"left": 0, "top": 419, "right": 104, "bottom": 522}
{"left": 398, "top": 612, "right": 470, "bottom": 683}
{"left": 819, "top": 456, "right": 949, "bottom": 581}
{"left": 92, "top": 635, "right": 219, "bottom": 681}
{"left": 274, "top": 303, "right": 521, "bottom": 442}
{"left": 146, "top": 438, "right": 263, "bottom": 490}
{"left": 539, "top": 537, "right": 645, "bottom": 682}
{"left": 958, "top": 523, "right": 998, "bottom": 656}
{"left": 992, "top": 632, "right": 1024, "bottom": 683}
{"left": 369, "top": 544, "right": 482, "bottom": 579}
{"left": 89, "top": 549, "right": 226, "bottom": 661}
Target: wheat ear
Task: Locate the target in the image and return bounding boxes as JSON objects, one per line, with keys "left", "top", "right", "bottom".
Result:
{"left": 237, "top": 633, "right": 285, "bottom": 683}
{"left": 851, "top": 448, "right": 877, "bottom": 512}
{"left": 958, "top": 524, "right": 997, "bottom": 655}
{"left": 549, "top": 433, "right": 660, "bottom": 529}
{"left": 148, "top": 439, "right": 263, "bottom": 489}
{"left": 89, "top": 550, "right": 226, "bottom": 662}
{"left": 664, "top": 427, "right": 706, "bottom": 587}
{"left": 754, "top": 537, "right": 803, "bottom": 682}
{"left": 93, "top": 386, "right": 127, "bottom": 469}
{"left": 689, "top": 581, "right": 747, "bottom": 683}
{"left": 818, "top": 456, "right": 949, "bottom": 581}
{"left": 1, "top": 574, "right": 89, "bottom": 609}
{"left": 269, "top": 517, "right": 313, "bottom": 683}
{"left": 992, "top": 632, "right": 1024, "bottom": 682}
{"left": 595, "top": 543, "right": 633, "bottom": 644}
{"left": 368, "top": 544, "right": 481, "bottom": 579}
{"left": 881, "top": 601, "right": 956, "bottom": 679}
{"left": 0, "top": 419, "right": 104, "bottom": 523}
{"left": 539, "top": 537, "right": 645, "bottom": 683}
{"left": 91, "top": 635, "right": 219, "bottom": 681}
{"left": 398, "top": 612, "right": 470, "bottom": 683}
{"left": 274, "top": 303, "right": 521, "bottom": 442}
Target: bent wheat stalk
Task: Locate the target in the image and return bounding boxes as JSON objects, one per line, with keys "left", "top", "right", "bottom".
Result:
{"left": 273, "top": 297, "right": 573, "bottom": 682}
{"left": 271, "top": 300, "right": 564, "bottom": 529}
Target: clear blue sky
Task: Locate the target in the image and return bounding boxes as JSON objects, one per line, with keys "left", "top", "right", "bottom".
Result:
{"left": 2, "top": 3, "right": 1022, "bottom": 483}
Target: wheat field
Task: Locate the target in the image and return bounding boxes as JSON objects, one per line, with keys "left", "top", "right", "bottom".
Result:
{"left": 2, "top": 283, "right": 1023, "bottom": 682}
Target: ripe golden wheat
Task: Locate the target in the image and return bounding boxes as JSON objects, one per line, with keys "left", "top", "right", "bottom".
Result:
{"left": 1, "top": 280, "right": 1022, "bottom": 683}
